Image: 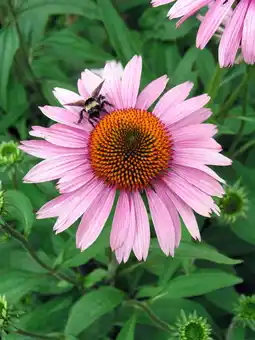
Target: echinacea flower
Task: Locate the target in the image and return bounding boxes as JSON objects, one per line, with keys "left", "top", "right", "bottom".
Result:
{"left": 20, "top": 56, "right": 231, "bottom": 263}
{"left": 151, "top": 0, "right": 255, "bottom": 67}
{"left": 90, "top": 60, "right": 124, "bottom": 78}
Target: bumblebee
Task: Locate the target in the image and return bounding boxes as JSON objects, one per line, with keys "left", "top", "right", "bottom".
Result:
{"left": 67, "top": 80, "right": 113, "bottom": 127}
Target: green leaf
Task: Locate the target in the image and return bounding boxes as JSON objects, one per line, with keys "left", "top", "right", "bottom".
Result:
{"left": 0, "top": 271, "right": 41, "bottom": 303}
{"left": 205, "top": 287, "right": 239, "bottom": 313}
{"left": 97, "top": 0, "right": 140, "bottom": 63}
{"left": 35, "top": 30, "right": 112, "bottom": 68}
{"left": 0, "top": 27, "right": 19, "bottom": 110}
{"left": 196, "top": 49, "right": 216, "bottom": 88}
{"left": 140, "top": 7, "right": 198, "bottom": 42}
{"left": 84, "top": 269, "right": 108, "bottom": 288}
{"left": 172, "top": 46, "right": 199, "bottom": 85}
{"left": 17, "top": 0, "right": 100, "bottom": 20}
{"left": 65, "top": 287, "right": 124, "bottom": 336}
{"left": 117, "top": 315, "right": 136, "bottom": 340}
{"left": 19, "top": 296, "right": 73, "bottom": 333}
{"left": 4, "top": 190, "right": 34, "bottom": 236}
{"left": 150, "top": 239, "right": 241, "bottom": 265}
{"left": 161, "top": 270, "right": 242, "bottom": 299}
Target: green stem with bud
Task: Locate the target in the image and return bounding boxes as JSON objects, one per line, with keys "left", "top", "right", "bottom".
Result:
{"left": 126, "top": 300, "right": 171, "bottom": 333}
{"left": 0, "top": 221, "right": 80, "bottom": 288}
{"left": 14, "top": 327, "right": 61, "bottom": 340}
{"left": 229, "top": 66, "right": 252, "bottom": 156}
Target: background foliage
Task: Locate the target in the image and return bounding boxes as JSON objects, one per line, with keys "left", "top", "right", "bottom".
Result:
{"left": 0, "top": 0, "right": 255, "bottom": 339}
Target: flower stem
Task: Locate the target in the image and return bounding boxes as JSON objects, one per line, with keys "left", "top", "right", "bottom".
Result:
{"left": 229, "top": 66, "right": 252, "bottom": 156}
{"left": 217, "top": 71, "right": 250, "bottom": 123}
{"left": 14, "top": 327, "right": 61, "bottom": 340}
{"left": 206, "top": 64, "right": 223, "bottom": 104}
{"left": 126, "top": 300, "right": 171, "bottom": 333}
{"left": 0, "top": 221, "right": 79, "bottom": 288}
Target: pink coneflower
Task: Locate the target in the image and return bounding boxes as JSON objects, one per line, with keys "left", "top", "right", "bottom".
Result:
{"left": 151, "top": 0, "right": 255, "bottom": 67}
{"left": 20, "top": 56, "right": 231, "bottom": 263}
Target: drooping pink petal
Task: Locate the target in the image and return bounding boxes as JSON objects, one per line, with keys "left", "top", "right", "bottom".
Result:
{"left": 165, "top": 189, "right": 201, "bottom": 240}
{"left": 219, "top": 0, "right": 249, "bottom": 67}
{"left": 54, "top": 179, "right": 106, "bottom": 233}
{"left": 153, "top": 81, "right": 193, "bottom": 119}
{"left": 77, "top": 78, "right": 90, "bottom": 98}
{"left": 241, "top": 0, "right": 255, "bottom": 64}
{"left": 174, "top": 138, "right": 222, "bottom": 151}
{"left": 154, "top": 182, "right": 181, "bottom": 247}
{"left": 196, "top": 0, "right": 235, "bottom": 49}
{"left": 132, "top": 192, "right": 150, "bottom": 261}
{"left": 76, "top": 187, "right": 115, "bottom": 250}
{"left": 151, "top": 0, "right": 173, "bottom": 7}
{"left": 172, "top": 164, "right": 225, "bottom": 197}
{"left": 114, "top": 193, "right": 136, "bottom": 263}
{"left": 164, "top": 172, "right": 216, "bottom": 217}
{"left": 168, "top": 0, "right": 210, "bottom": 19}
{"left": 136, "top": 75, "right": 169, "bottom": 110}
{"left": 37, "top": 193, "right": 74, "bottom": 219}
{"left": 175, "top": 0, "right": 210, "bottom": 26}
{"left": 56, "top": 169, "right": 93, "bottom": 194}
{"left": 146, "top": 188, "right": 175, "bottom": 256}
{"left": 23, "top": 155, "right": 87, "bottom": 183}
{"left": 110, "top": 191, "right": 130, "bottom": 251}
{"left": 121, "top": 55, "right": 142, "bottom": 108}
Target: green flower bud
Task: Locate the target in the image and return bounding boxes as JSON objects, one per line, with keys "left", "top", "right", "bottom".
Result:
{"left": 234, "top": 295, "right": 255, "bottom": 331}
{"left": 0, "top": 141, "right": 22, "bottom": 168}
{"left": 217, "top": 181, "right": 248, "bottom": 224}
{"left": 0, "top": 295, "right": 9, "bottom": 334}
{"left": 171, "top": 310, "right": 213, "bottom": 340}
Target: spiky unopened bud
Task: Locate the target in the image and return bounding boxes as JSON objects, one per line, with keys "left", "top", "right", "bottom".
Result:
{"left": 234, "top": 295, "right": 255, "bottom": 331}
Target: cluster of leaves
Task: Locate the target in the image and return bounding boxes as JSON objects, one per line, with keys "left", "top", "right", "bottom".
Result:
{"left": 0, "top": 0, "right": 255, "bottom": 339}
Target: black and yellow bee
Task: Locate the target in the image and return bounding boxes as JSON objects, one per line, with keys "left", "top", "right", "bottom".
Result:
{"left": 67, "top": 80, "right": 113, "bottom": 127}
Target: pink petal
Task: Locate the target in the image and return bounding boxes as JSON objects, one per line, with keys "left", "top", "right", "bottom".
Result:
{"left": 196, "top": 0, "right": 235, "bottom": 49}
{"left": 53, "top": 88, "right": 83, "bottom": 113}
{"left": 121, "top": 55, "right": 142, "bottom": 108}
{"left": 37, "top": 193, "right": 73, "bottom": 219}
{"left": 78, "top": 78, "right": 89, "bottom": 98}
{"left": 20, "top": 140, "right": 85, "bottom": 159}
{"left": 114, "top": 193, "right": 136, "bottom": 263}
{"left": 39, "top": 106, "right": 88, "bottom": 131}
{"left": 175, "top": 0, "right": 210, "bottom": 26}
{"left": 165, "top": 189, "right": 201, "bottom": 240}
{"left": 168, "top": 0, "right": 209, "bottom": 19}
{"left": 23, "top": 155, "right": 87, "bottom": 183}
{"left": 164, "top": 172, "right": 215, "bottom": 217}
{"left": 170, "top": 108, "right": 212, "bottom": 129}
{"left": 132, "top": 192, "right": 150, "bottom": 261}
{"left": 56, "top": 169, "right": 93, "bottom": 194}
{"left": 174, "top": 138, "right": 222, "bottom": 151}
{"left": 219, "top": 0, "right": 249, "bottom": 67}
{"left": 110, "top": 191, "right": 130, "bottom": 251}
{"left": 81, "top": 69, "right": 103, "bottom": 95}
{"left": 146, "top": 188, "right": 175, "bottom": 256}
{"left": 154, "top": 182, "right": 181, "bottom": 247}
{"left": 76, "top": 187, "right": 115, "bottom": 250}
{"left": 136, "top": 75, "right": 169, "bottom": 110}
{"left": 173, "top": 147, "right": 232, "bottom": 166}
{"left": 153, "top": 81, "right": 193, "bottom": 119}
{"left": 103, "top": 62, "right": 123, "bottom": 109}
{"left": 163, "top": 94, "right": 210, "bottom": 126}
{"left": 242, "top": 0, "right": 255, "bottom": 64}
{"left": 151, "top": 0, "right": 173, "bottom": 7}
{"left": 172, "top": 164, "right": 225, "bottom": 197}
{"left": 171, "top": 124, "right": 218, "bottom": 142}
{"left": 53, "top": 179, "right": 105, "bottom": 233}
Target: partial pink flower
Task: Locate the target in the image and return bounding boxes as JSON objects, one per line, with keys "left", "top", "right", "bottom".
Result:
{"left": 151, "top": 0, "right": 255, "bottom": 67}
{"left": 20, "top": 56, "right": 231, "bottom": 263}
